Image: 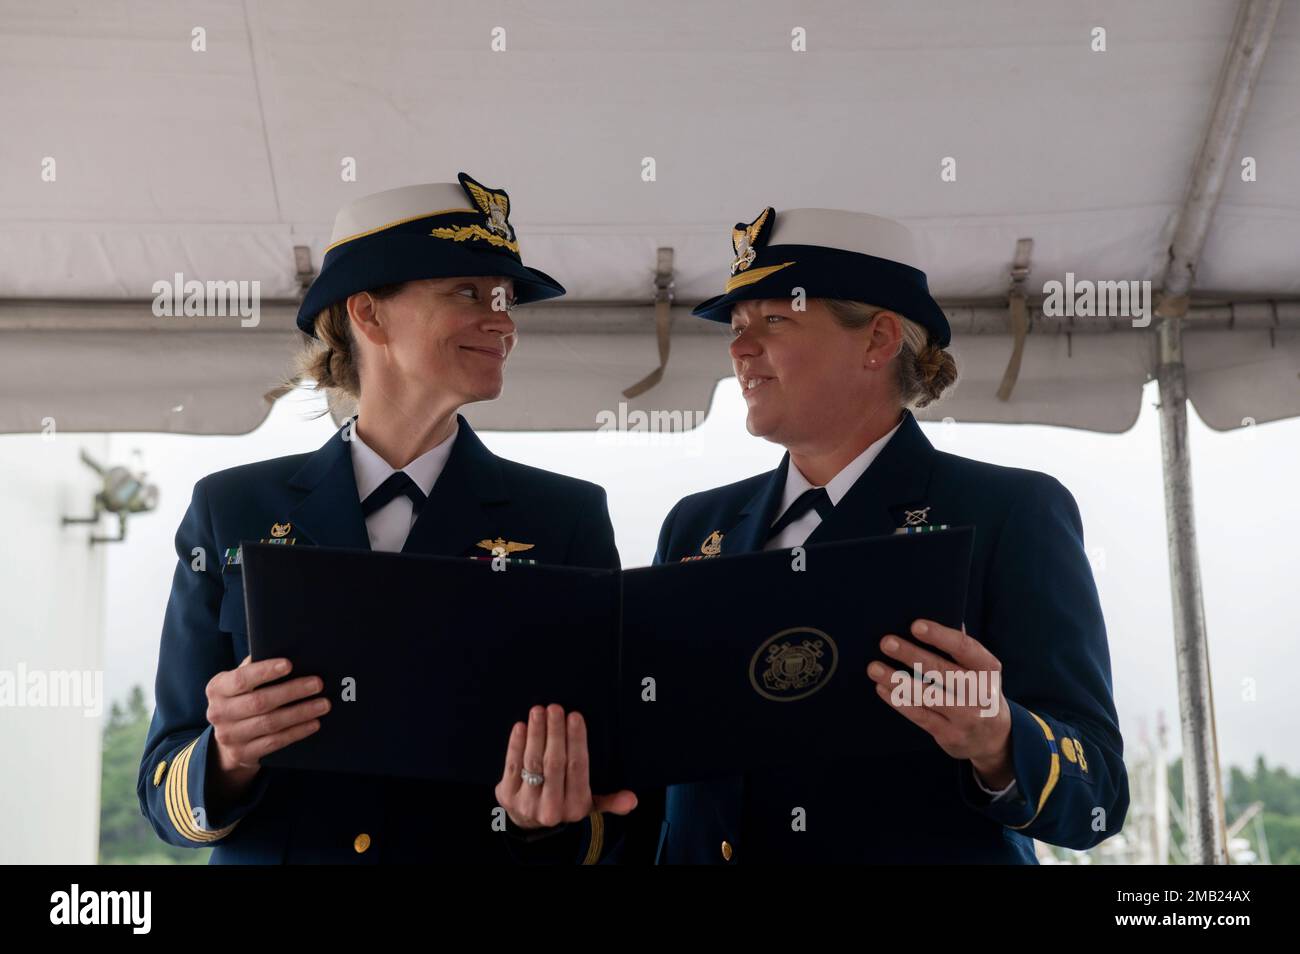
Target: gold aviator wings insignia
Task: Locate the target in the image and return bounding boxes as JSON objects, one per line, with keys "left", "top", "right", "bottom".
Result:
{"left": 476, "top": 537, "right": 535, "bottom": 554}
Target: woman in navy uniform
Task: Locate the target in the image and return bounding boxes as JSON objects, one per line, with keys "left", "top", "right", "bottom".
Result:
{"left": 616, "top": 206, "right": 1129, "bottom": 863}
{"left": 137, "top": 174, "right": 632, "bottom": 863}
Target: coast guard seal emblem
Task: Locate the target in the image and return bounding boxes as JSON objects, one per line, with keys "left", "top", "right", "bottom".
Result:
{"left": 749, "top": 626, "right": 839, "bottom": 702}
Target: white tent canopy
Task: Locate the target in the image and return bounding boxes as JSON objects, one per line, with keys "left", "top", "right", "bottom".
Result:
{"left": 2, "top": 0, "right": 1298, "bottom": 435}
{"left": 2, "top": 299, "right": 1294, "bottom": 434}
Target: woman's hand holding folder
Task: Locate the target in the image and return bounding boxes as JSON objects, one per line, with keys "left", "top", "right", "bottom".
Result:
{"left": 496, "top": 704, "right": 638, "bottom": 831}
{"left": 206, "top": 655, "right": 331, "bottom": 804}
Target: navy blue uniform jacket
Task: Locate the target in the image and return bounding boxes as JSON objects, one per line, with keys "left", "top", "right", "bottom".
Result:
{"left": 137, "top": 415, "right": 618, "bottom": 863}
{"left": 622, "top": 409, "right": 1128, "bottom": 864}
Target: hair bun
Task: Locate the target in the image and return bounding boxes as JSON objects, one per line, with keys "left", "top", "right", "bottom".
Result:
{"left": 916, "top": 342, "right": 943, "bottom": 375}
{"left": 914, "top": 342, "right": 957, "bottom": 408}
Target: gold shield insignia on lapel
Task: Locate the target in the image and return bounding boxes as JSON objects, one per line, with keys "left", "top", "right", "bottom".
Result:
{"left": 681, "top": 530, "right": 724, "bottom": 562}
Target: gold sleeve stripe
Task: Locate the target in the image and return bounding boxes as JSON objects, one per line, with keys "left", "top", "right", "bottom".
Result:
{"left": 1008, "top": 710, "right": 1062, "bottom": 831}
{"left": 163, "top": 741, "right": 202, "bottom": 840}
{"left": 724, "top": 261, "right": 796, "bottom": 293}
{"left": 180, "top": 738, "right": 240, "bottom": 842}
{"left": 581, "top": 810, "right": 605, "bottom": 865}
{"left": 171, "top": 737, "right": 238, "bottom": 843}
{"left": 163, "top": 737, "right": 239, "bottom": 843}
{"left": 324, "top": 208, "right": 477, "bottom": 253}
{"left": 162, "top": 741, "right": 192, "bottom": 838}
{"left": 164, "top": 739, "right": 212, "bottom": 842}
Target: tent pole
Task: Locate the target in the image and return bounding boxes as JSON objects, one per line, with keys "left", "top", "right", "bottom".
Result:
{"left": 1152, "top": 0, "right": 1280, "bottom": 866}
{"left": 1155, "top": 314, "right": 1227, "bottom": 865}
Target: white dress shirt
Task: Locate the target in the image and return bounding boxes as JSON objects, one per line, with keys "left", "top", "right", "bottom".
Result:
{"left": 761, "top": 418, "right": 1021, "bottom": 804}
{"left": 349, "top": 423, "right": 458, "bottom": 552}
{"left": 762, "top": 419, "right": 903, "bottom": 552}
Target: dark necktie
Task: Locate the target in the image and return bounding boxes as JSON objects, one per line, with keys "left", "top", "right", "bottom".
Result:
{"left": 360, "top": 471, "right": 427, "bottom": 518}
{"left": 766, "top": 487, "right": 834, "bottom": 541}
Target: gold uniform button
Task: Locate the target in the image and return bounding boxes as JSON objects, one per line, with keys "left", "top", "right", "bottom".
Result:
{"left": 152, "top": 761, "right": 167, "bottom": 787}
{"left": 721, "top": 840, "right": 733, "bottom": 862}
{"left": 354, "top": 833, "right": 371, "bottom": 854}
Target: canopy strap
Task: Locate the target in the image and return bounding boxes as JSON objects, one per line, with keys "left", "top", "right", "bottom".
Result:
{"left": 263, "top": 246, "right": 321, "bottom": 406}
{"left": 623, "top": 248, "right": 676, "bottom": 399}
{"left": 996, "top": 238, "right": 1034, "bottom": 402}
{"left": 294, "top": 245, "right": 317, "bottom": 294}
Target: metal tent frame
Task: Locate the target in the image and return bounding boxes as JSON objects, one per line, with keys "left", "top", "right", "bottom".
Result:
{"left": 1146, "top": 0, "right": 1284, "bottom": 866}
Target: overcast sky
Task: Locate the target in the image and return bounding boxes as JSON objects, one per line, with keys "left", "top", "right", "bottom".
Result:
{"left": 102, "top": 378, "right": 1300, "bottom": 778}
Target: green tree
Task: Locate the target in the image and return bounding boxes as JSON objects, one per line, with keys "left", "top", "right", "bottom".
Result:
{"left": 1224, "top": 756, "right": 1300, "bottom": 864}
{"left": 98, "top": 685, "right": 210, "bottom": 864}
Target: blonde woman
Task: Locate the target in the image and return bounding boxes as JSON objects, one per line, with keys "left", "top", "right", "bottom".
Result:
{"left": 614, "top": 206, "right": 1128, "bottom": 863}
{"left": 138, "top": 174, "right": 632, "bottom": 864}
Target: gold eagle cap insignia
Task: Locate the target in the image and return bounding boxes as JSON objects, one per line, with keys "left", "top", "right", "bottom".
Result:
{"left": 731, "top": 206, "right": 775, "bottom": 275}
{"left": 458, "top": 172, "right": 513, "bottom": 240}
{"left": 477, "top": 537, "right": 535, "bottom": 555}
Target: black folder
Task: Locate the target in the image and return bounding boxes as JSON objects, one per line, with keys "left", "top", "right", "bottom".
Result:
{"left": 242, "top": 545, "right": 621, "bottom": 789}
{"left": 243, "top": 527, "right": 972, "bottom": 791}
